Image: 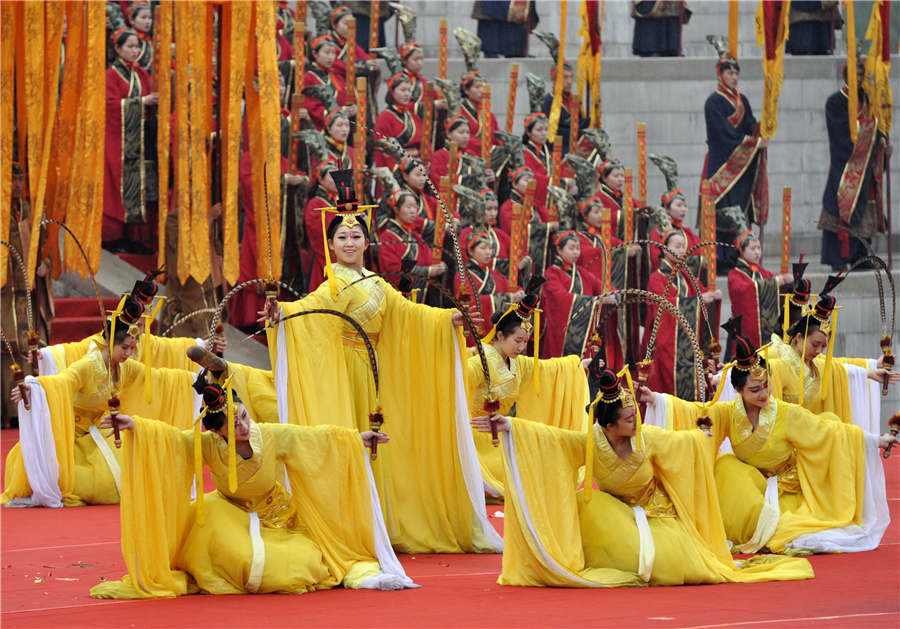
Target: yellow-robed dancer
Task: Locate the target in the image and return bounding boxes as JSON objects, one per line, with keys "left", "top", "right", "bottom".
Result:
{"left": 766, "top": 293, "right": 896, "bottom": 431}
{"left": 90, "top": 380, "right": 415, "bottom": 598}
{"left": 465, "top": 295, "right": 589, "bottom": 498}
{"left": 263, "top": 173, "right": 502, "bottom": 554}
{"left": 2, "top": 296, "right": 197, "bottom": 507}
{"left": 645, "top": 317, "right": 896, "bottom": 555}
{"left": 472, "top": 367, "right": 813, "bottom": 587}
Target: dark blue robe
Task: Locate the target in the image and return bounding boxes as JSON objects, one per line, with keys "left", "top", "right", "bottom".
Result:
{"left": 541, "top": 93, "right": 589, "bottom": 155}
{"left": 632, "top": 1, "right": 683, "bottom": 57}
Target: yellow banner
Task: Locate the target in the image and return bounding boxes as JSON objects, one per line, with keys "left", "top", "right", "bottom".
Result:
{"left": 0, "top": 3, "right": 14, "bottom": 287}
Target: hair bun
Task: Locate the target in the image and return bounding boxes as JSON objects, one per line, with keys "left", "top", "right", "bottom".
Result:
{"left": 201, "top": 384, "right": 227, "bottom": 412}
{"left": 119, "top": 296, "right": 144, "bottom": 325}
{"left": 597, "top": 367, "right": 618, "bottom": 394}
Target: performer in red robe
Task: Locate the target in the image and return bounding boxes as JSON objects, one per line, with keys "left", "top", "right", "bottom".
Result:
{"left": 648, "top": 188, "right": 701, "bottom": 270}
{"left": 125, "top": 1, "right": 154, "bottom": 72}
{"left": 374, "top": 73, "right": 423, "bottom": 170}
{"left": 303, "top": 35, "right": 351, "bottom": 131}
{"left": 575, "top": 197, "right": 625, "bottom": 370}
{"left": 397, "top": 157, "right": 438, "bottom": 221}
{"left": 320, "top": 109, "right": 354, "bottom": 171}
{"left": 328, "top": 5, "right": 373, "bottom": 86}
{"left": 541, "top": 231, "right": 613, "bottom": 360}
{"left": 103, "top": 28, "right": 156, "bottom": 252}
{"left": 377, "top": 190, "right": 444, "bottom": 295}
{"left": 522, "top": 113, "right": 552, "bottom": 212}
{"left": 455, "top": 231, "right": 522, "bottom": 340}
{"left": 429, "top": 114, "right": 474, "bottom": 189}
{"left": 302, "top": 161, "right": 340, "bottom": 293}
{"left": 498, "top": 167, "right": 555, "bottom": 277}
{"left": 641, "top": 230, "right": 721, "bottom": 399}
{"left": 459, "top": 71, "right": 499, "bottom": 157}
{"left": 727, "top": 230, "right": 791, "bottom": 352}
{"left": 460, "top": 190, "right": 512, "bottom": 272}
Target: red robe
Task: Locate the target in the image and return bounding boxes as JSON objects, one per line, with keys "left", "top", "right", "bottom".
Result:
{"left": 523, "top": 139, "right": 552, "bottom": 211}
{"left": 727, "top": 258, "right": 779, "bottom": 350}
{"left": 303, "top": 189, "right": 337, "bottom": 293}
{"left": 541, "top": 263, "right": 605, "bottom": 359}
{"left": 498, "top": 194, "right": 549, "bottom": 233}
{"left": 460, "top": 98, "right": 499, "bottom": 157}
{"left": 331, "top": 35, "right": 370, "bottom": 85}
{"left": 649, "top": 222, "right": 701, "bottom": 270}
{"left": 641, "top": 261, "right": 703, "bottom": 399}
{"left": 230, "top": 151, "right": 290, "bottom": 328}
{"left": 103, "top": 60, "right": 151, "bottom": 240}
{"left": 374, "top": 105, "right": 422, "bottom": 170}
{"left": 377, "top": 219, "right": 433, "bottom": 292}
{"left": 454, "top": 260, "right": 512, "bottom": 341}
{"left": 303, "top": 64, "right": 348, "bottom": 131}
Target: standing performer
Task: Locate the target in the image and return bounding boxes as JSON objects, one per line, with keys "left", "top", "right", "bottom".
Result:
{"left": 726, "top": 230, "right": 791, "bottom": 353}
{"left": 125, "top": 1, "right": 154, "bottom": 72}
{"left": 642, "top": 230, "right": 721, "bottom": 399}
{"left": 819, "top": 65, "right": 888, "bottom": 271}
{"left": 102, "top": 28, "right": 158, "bottom": 254}
{"left": 455, "top": 230, "right": 522, "bottom": 327}
{"left": 498, "top": 168, "right": 556, "bottom": 277}
{"left": 647, "top": 318, "right": 896, "bottom": 555}
{"left": 302, "top": 35, "right": 353, "bottom": 131}
{"left": 475, "top": 367, "right": 814, "bottom": 586}
{"left": 471, "top": 1, "right": 539, "bottom": 58}
{"left": 702, "top": 36, "right": 767, "bottom": 274}
{"left": 521, "top": 113, "right": 553, "bottom": 213}
{"left": 430, "top": 116, "right": 475, "bottom": 190}
{"left": 786, "top": 1, "right": 843, "bottom": 55}
{"left": 647, "top": 154, "right": 701, "bottom": 270}
{"left": 395, "top": 157, "right": 438, "bottom": 223}
{"left": 303, "top": 161, "right": 340, "bottom": 292}
{"left": 264, "top": 173, "right": 503, "bottom": 553}
{"left": 540, "top": 63, "right": 588, "bottom": 154}
{"left": 374, "top": 74, "right": 423, "bottom": 170}
{"left": 378, "top": 190, "right": 443, "bottom": 294}
{"left": 541, "top": 231, "right": 611, "bottom": 360}
{"left": 89, "top": 381, "right": 415, "bottom": 598}
{"left": 460, "top": 72, "right": 499, "bottom": 158}
{"left": 631, "top": 1, "right": 691, "bottom": 57}
{"left": 459, "top": 189, "right": 516, "bottom": 275}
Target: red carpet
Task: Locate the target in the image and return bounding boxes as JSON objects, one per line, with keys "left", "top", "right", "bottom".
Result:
{"left": 50, "top": 297, "right": 158, "bottom": 345}
{"left": 2, "top": 429, "right": 898, "bottom": 629}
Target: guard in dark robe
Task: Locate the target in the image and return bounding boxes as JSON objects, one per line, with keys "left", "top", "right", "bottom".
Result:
{"left": 819, "top": 68, "right": 887, "bottom": 270}
{"left": 631, "top": 1, "right": 691, "bottom": 57}
{"left": 471, "top": 1, "right": 539, "bottom": 58}
{"left": 785, "top": 1, "right": 842, "bottom": 55}
{"left": 540, "top": 64, "right": 589, "bottom": 155}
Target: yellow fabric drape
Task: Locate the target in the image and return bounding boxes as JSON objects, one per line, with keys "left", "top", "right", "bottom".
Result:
{"left": 220, "top": 2, "right": 250, "bottom": 285}
{"left": 186, "top": 2, "right": 212, "bottom": 284}
{"left": 729, "top": 0, "right": 739, "bottom": 59}
{"left": 846, "top": 0, "right": 858, "bottom": 142}
{"left": 547, "top": 0, "right": 567, "bottom": 140}
{"left": 754, "top": 1, "right": 791, "bottom": 139}
{"left": 64, "top": 1, "right": 105, "bottom": 279}
{"left": 174, "top": 2, "right": 191, "bottom": 285}
{"left": 0, "top": 2, "right": 14, "bottom": 287}
{"left": 156, "top": 2, "right": 172, "bottom": 271}
{"left": 864, "top": 0, "right": 892, "bottom": 136}
{"left": 25, "top": 2, "right": 64, "bottom": 286}
{"left": 576, "top": 0, "right": 604, "bottom": 128}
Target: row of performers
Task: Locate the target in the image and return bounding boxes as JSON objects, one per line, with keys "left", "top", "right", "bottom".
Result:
{"left": 3, "top": 206, "right": 898, "bottom": 596}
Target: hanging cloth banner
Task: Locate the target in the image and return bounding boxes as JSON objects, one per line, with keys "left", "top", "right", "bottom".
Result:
{"left": 755, "top": 1, "right": 790, "bottom": 139}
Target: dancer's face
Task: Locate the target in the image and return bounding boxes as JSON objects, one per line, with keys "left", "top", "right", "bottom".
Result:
{"left": 739, "top": 375, "right": 770, "bottom": 410}
{"left": 329, "top": 225, "right": 368, "bottom": 265}
{"left": 112, "top": 336, "right": 138, "bottom": 364}
{"left": 606, "top": 405, "right": 636, "bottom": 438}
{"left": 495, "top": 326, "right": 529, "bottom": 359}
{"left": 741, "top": 239, "right": 762, "bottom": 265}
{"left": 667, "top": 197, "right": 688, "bottom": 223}
{"left": 793, "top": 329, "right": 828, "bottom": 363}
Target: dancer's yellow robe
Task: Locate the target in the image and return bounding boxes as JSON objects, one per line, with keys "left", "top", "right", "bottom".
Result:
{"left": 661, "top": 394, "right": 871, "bottom": 553}
{"left": 1, "top": 341, "right": 195, "bottom": 506}
{"left": 498, "top": 420, "right": 813, "bottom": 587}
{"left": 465, "top": 343, "right": 589, "bottom": 496}
{"left": 90, "top": 419, "right": 409, "bottom": 598}
{"left": 270, "top": 263, "right": 501, "bottom": 554}
{"left": 766, "top": 334, "right": 870, "bottom": 420}
{"left": 42, "top": 332, "right": 200, "bottom": 374}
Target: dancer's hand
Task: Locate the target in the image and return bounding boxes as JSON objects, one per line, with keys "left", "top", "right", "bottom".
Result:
{"left": 257, "top": 298, "right": 280, "bottom": 326}
{"left": 10, "top": 383, "right": 30, "bottom": 404}
{"left": 869, "top": 369, "right": 900, "bottom": 385}
{"left": 636, "top": 384, "right": 655, "bottom": 406}
{"left": 101, "top": 413, "right": 135, "bottom": 436}
{"left": 361, "top": 431, "right": 390, "bottom": 448}
{"left": 471, "top": 414, "right": 509, "bottom": 433}
{"left": 878, "top": 433, "right": 898, "bottom": 450}
{"left": 209, "top": 335, "right": 227, "bottom": 356}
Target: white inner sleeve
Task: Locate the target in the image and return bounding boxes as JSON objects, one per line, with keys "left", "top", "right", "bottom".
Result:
{"left": 787, "top": 432, "right": 890, "bottom": 553}
{"left": 359, "top": 454, "right": 418, "bottom": 590}
{"left": 845, "top": 363, "right": 877, "bottom": 432}
{"left": 451, "top": 337, "right": 504, "bottom": 552}
{"left": 245, "top": 511, "right": 266, "bottom": 593}
{"left": 13, "top": 377, "right": 63, "bottom": 508}
{"left": 37, "top": 347, "right": 58, "bottom": 376}
{"left": 733, "top": 474, "right": 779, "bottom": 553}
{"left": 632, "top": 505, "right": 655, "bottom": 583}
{"left": 87, "top": 425, "right": 121, "bottom": 495}
{"left": 643, "top": 393, "right": 668, "bottom": 429}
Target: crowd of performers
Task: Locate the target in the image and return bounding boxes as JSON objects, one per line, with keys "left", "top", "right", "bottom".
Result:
{"left": 1, "top": 0, "right": 897, "bottom": 600}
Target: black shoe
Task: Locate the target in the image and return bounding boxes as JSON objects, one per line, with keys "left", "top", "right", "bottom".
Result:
{"left": 102, "top": 239, "right": 130, "bottom": 253}
{"left": 126, "top": 241, "right": 155, "bottom": 255}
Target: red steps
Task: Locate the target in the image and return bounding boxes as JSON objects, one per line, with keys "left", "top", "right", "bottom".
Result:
{"left": 49, "top": 297, "right": 121, "bottom": 345}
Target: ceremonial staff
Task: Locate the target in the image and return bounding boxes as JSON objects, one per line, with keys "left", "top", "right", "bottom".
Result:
{"left": 289, "top": 1, "right": 308, "bottom": 175}
{"left": 636, "top": 123, "right": 647, "bottom": 207}
{"left": 433, "top": 176, "right": 450, "bottom": 261}
{"left": 354, "top": 77, "right": 367, "bottom": 202}
{"left": 506, "top": 64, "right": 519, "bottom": 134}
{"left": 1, "top": 331, "right": 29, "bottom": 410}
{"left": 368, "top": 0, "right": 380, "bottom": 50}
{"left": 346, "top": 18, "right": 357, "bottom": 107}
{"left": 781, "top": 187, "right": 791, "bottom": 275}
{"left": 623, "top": 169, "right": 634, "bottom": 243}
{"left": 569, "top": 92, "right": 580, "bottom": 155}
{"left": 508, "top": 202, "right": 525, "bottom": 290}
{"left": 481, "top": 85, "right": 492, "bottom": 165}
{"left": 420, "top": 82, "right": 434, "bottom": 165}
{"left": 447, "top": 141, "right": 459, "bottom": 214}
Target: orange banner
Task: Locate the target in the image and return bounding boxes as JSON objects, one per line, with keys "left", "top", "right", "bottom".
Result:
{"left": 156, "top": 1, "right": 172, "bottom": 271}
{"left": 0, "top": 3, "right": 15, "bottom": 287}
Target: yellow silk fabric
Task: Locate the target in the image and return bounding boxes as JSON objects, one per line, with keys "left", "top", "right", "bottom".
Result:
{"left": 663, "top": 395, "right": 868, "bottom": 553}
{"left": 465, "top": 344, "right": 588, "bottom": 495}
{"left": 44, "top": 334, "right": 199, "bottom": 374}
{"left": 0, "top": 3, "right": 13, "bottom": 287}
{"left": 90, "top": 420, "right": 383, "bottom": 598}
{"left": 0, "top": 351, "right": 195, "bottom": 505}
{"left": 499, "top": 419, "right": 812, "bottom": 587}
{"left": 272, "top": 269, "right": 490, "bottom": 553}
{"left": 765, "top": 336, "right": 853, "bottom": 420}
